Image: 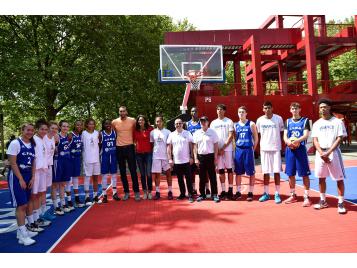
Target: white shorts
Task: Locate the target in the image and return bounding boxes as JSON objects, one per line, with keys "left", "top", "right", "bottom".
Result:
{"left": 261, "top": 151, "right": 282, "bottom": 174}
{"left": 217, "top": 151, "right": 233, "bottom": 170}
{"left": 46, "top": 166, "right": 53, "bottom": 187}
{"left": 84, "top": 162, "right": 101, "bottom": 176}
{"left": 152, "top": 159, "right": 170, "bottom": 173}
{"left": 315, "top": 149, "right": 346, "bottom": 181}
{"left": 32, "top": 169, "right": 48, "bottom": 194}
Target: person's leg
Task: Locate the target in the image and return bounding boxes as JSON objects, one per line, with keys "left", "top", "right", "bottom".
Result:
{"left": 166, "top": 167, "right": 173, "bottom": 199}
{"left": 136, "top": 153, "right": 147, "bottom": 193}
{"left": 175, "top": 164, "right": 186, "bottom": 197}
{"left": 127, "top": 145, "right": 140, "bottom": 193}
{"left": 288, "top": 175, "right": 296, "bottom": 192}
{"left": 314, "top": 177, "right": 329, "bottom": 209}
{"left": 117, "top": 146, "right": 129, "bottom": 194}
{"left": 206, "top": 154, "right": 218, "bottom": 198}
{"left": 183, "top": 163, "right": 193, "bottom": 201}
{"left": 146, "top": 153, "right": 153, "bottom": 193}
{"left": 337, "top": 180, "right": 345, "bottom": 201}
{"left": 198, "top": 155, "right": 207, "bottom": 197}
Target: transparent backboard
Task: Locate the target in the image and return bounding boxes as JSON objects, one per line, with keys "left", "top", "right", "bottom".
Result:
{"left": 159, "top": 45, "right": 224, "bottom": 83}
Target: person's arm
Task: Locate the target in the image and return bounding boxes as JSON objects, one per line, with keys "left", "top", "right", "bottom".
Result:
{"left": 214, "top": 142, "right": 218, "bottom": 166}
{"left": 28, "top": 159, "right": 36, "bottom": 189}
{"left": 167, "top": 143, "right": 173, "bottom": 167}
{"left": 189, "top": 142, "right": 194, "bottom": 165}
{"left": 313, "top": 137, "right": 329, "bottom": 163}
{"left": 8, "top": 155, "right": 27, "bottom": 190}
{"left": 251, "top": 122, "right": 259, "bottom": 151}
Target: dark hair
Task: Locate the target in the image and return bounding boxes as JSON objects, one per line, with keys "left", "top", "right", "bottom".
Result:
{"left": 263, "top": 101, "right": 273, "bottom": 107}
{"left": 136, "top": 115, "right": 150, "bottom": 131}
{"left": 84, "top": 118, "right": 96, "bottom": 128}
{"left": 318, "top": 98, "right": 332, "bottom": 107}
{"left": 119, "top": 106, "right": 127, "bottom": 111}
{"left": 101, "top": 119, "right": 112, "bottom": 131}
{"left": 290, "top": 102, "right": 301, "bottom": 108}
{"left": 59, "top": 120, "right": 69, "bottom": 130}
{"left": 21, "top": 123, "right": 36, "bottom": 147}
{"left": 216, "top": 104, "right": 226, "bottom": 111}
{"left": 155, "top": 115, "right": 164, "bottom": 122}
{"left": 35, "top": 118, "right": 48, "bottom": 130}
{"left": 48, "top": 121, "right": 58, "bottom": 128}
{"left": 238, "top": 106, "right": 247, "bottom": 112}
{"left": 72, "top": 120, "right": 83, "bottom": 131}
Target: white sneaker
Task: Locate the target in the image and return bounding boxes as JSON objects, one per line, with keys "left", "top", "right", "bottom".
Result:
{"left": 18, "top": 232, "right": 36, "bottom": 246}
{"left": 148, "top": 192, "right": 153, "bottom": 200}
{"left": 17, "top": 229, "right": 38, "bottom": 239}
{"left": 36, "top": 219, "right": 51, "bottom": 227}
{"left": 62, "top": 206, "right": 71, "bottom": 213}
{"left": 143, "top": 191, "right": 148, "bottom": 200}
{"left": 338, "top": 202, "right": 347, "bottom": 214}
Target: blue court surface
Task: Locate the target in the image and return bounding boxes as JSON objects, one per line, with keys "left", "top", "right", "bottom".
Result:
{"left": 280, "top": 166, "right": 357, "bottom": 204}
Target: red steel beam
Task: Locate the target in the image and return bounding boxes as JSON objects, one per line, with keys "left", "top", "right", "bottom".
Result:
{"left": 304, "top": 15, "right": 318, "bottom": 96}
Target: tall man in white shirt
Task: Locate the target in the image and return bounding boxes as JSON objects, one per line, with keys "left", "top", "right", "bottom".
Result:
{"left": 311, "top": 99, "right": 347, "bottom": 214}
{"left": 210, "top": 104, "right": 234, "bottom": 200}
{"left": 256, "top": 101, "right": 284, "bottom": 204}
{"left": 167, "top": 118, "right": 194, "bottom": 203}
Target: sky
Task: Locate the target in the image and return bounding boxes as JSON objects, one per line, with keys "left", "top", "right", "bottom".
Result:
{"left": 1, "top": 0, "right": 355, "bottom": 30}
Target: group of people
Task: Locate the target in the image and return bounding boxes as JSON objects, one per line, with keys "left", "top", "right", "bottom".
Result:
{"left": 6, "top": 99, "right": 348, "bottom": 247}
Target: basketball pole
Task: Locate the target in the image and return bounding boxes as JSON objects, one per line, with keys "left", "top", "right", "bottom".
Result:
{"left": 180, "top": 83, "right": 191, "bottom": 114}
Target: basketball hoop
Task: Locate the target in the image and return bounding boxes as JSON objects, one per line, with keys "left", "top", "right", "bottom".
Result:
{"left": 186, "top": 70, "right": 203, "bottom": 90}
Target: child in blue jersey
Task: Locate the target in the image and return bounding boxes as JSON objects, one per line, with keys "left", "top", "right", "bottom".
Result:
{"left": 283, "top": 102, "right": 312, "bottom": 206}
{"left": 52, "top": 120, "right": 72, "bottom": 215}
{"left": 234, "top": 106, "right": 259, "bottom": 201}
{"left": 7, "top": 123, "right": 38, "bottom": 246}
{"left": 65, "top": 120, "right": 85, "bottom": 209}
{"left": 99, "top": 119, "right": 119, "bottom": 203}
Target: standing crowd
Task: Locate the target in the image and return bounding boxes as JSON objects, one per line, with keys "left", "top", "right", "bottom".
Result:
{"left": 6, "top": 99, "right": 348, "bottom": 246}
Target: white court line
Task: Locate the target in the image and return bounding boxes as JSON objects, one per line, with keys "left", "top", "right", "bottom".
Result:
{"left": 47, "top": 183, "right": 112, "bottom": 253}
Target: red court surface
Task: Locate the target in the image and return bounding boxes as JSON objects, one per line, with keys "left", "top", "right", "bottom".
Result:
{"left": 52, "top": 161, "right": 357, "bottom": 253}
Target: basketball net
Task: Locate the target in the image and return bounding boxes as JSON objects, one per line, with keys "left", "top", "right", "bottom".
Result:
{"left": 186, "top": 70, "right": 203, "bottom": 91}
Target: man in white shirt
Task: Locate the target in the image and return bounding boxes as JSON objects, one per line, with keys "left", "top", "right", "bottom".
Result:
{"left": 311, "top": 99, "right": 347, "bottom": 214}
{"left": 210, "top": 104, "right": 234, "bottom": 200}
{"left": 167, "top": 118, "right": 194, "bottom": 203}
{"left": 256, "top": 101, "right": 284, "bottom": 204}
{"left": 193, "top": 116, "right": 220, "bottom": 203}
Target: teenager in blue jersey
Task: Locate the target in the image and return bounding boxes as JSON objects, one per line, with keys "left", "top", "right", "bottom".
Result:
{"left": 7, "top": 123, "right": 38, "bottom": 246}
{"left": 65, "top": 120, "right": 85, "bottom": 209}
{"left": 283, "top": 102, "right": 312, "bottom": 206}
{"left": 52, "top": 120, "right": 72, "bottom": 215}
{"left": 233, "top": 106, "right": 258, "bottom": 201}
{"left": 99, "top": 119, "right": 119, "bottom": 203}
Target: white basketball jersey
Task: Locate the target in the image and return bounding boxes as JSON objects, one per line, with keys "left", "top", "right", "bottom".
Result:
{"left": 81, "top": 130, "right": 100, "bottom": 164}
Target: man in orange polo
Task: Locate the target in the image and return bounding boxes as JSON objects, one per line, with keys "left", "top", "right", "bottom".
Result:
{"left": 112, "top": 106, "right": 140, "bottom": 201}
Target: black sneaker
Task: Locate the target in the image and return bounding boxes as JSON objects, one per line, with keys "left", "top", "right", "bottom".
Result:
{"left": 62, "top": 205, "right": 70, "bottom": 213}
{"left": 192, "top": 190, "right": 198, "bottom": 196}
{"left": 67, "top": 200, "right": 75, "bottom": 211}
{"left": 188, "top": 195, "right": 194, "bottom": 203}
{"left": 176, "top": 194, "right": 186, "bottom": 200}
{"left": 227, "top": 188, "right": 234, "bottom": 200}
{"left": 113, "top": 192, "right": 121, "bottom": 201}
{"left": 94, "top": 195, "right": 102, "bottom": 203}
{"left": 196, "top": 195, "right": 206, "bottom": 202}
{"left": 219, "top": 191, "right": 226, "bottom": 200}
{"left": 102, "top": 195, "right": 108, "bottom": 203}
{"left": 55, "top": 207, "right": 64, "bottom": 216}
{"left": 154, "top": 192, "right": 161, "bottom": 200}
{"left": 75, "top": 196, "right": 85, "bottom": 208}
{"left": 247, "top": 192, "right": 253, "bottom": 202}
{"left": 168, "top": 191, "right": 173, "bottom": 200}
{"left": 85, "top": 197, "right": 92, "bottom": 206}
{"left": 233, "top": 191, "right": 242, "bottom": 200}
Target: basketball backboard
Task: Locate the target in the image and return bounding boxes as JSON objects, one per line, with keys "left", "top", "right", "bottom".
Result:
{"left": 159, "top": 45, "right": 224, "bottom": 84}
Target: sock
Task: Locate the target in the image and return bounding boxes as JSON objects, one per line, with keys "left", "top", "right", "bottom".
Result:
{"left": 304, "top": 190, "right": 309, "bottom": 197}
{"left": 75, "top": 193, "right": 79, "bottom": 197}
{"left": 275, "top": 185, "right": 280, "bottom": 194}
{"left": 84, "top": 176, "right": 91, "bottom": 192}
{"left": 112, "top": 174, "right": 117, "bottom": 188}
{"left": 61, "top": 198, "right": 65, "bottom": 206}
{"left": 192, "top": 183, "right": 196, "bottom": 190}
{"left": 156, "top": 186, "right": 160, "bottom": 193}
{"left": 41, "top": 204, "right": 47, "bottom": 215}
{"left": 112, "top": 188, "right": 117, "bottom": 194}
{"left": 290, "top": 188, "right": 295, "bottom": 195}
{"left": 53, "top": 199, "right": 58, "bottom": 208}
{"left": 168, "top": 186, "right": 172, "bottom": 192}
{"left": 85, "top": 192, "right": 89, "bottom": 198}
{"left": 229, "top": 184, "right": 233, "bottom": 188}
{"left": 221, "top": 183, "right": 226, "bottom": 192}
{"left": 205, "top": 183, "right": 209, "bottom": 190}
{"left": 19, "top": 225, "right": 27, "bottom": 235}
{"left": 93, "top": 192, "right": 97, "bottom": 197}
{"left": 249, "top": 185, "right": 254, "bottom": 193}
{"left": 102, "top": 174, "right": 108, "bottom": 193}
{"left": 33, "top": 210, "right": 39, "bottom": 221}
{"left": 338, "top": 196, "right": 344, "bottom": 203}
{"left": 27, "top": 214, "right": 34, "bottom": 224}
{"left": 66, "top": 193, "right": 72, "bottom": 202}
{"left": 72, "top": 177, "right": 79, "bottom": 190}
{"left": 237, "top": 185, "right": 241, "bottom": 192}
{"left": 320, "top": 193, "right": 326, "bottom": 201}
{"left": 264, "top": 185, "right": 269, "bottom": 194}
{"left": 65, "top": 180, "right": 71, "bottom": 192}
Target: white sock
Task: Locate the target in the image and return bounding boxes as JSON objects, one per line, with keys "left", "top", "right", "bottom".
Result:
{"left": 66, "top": 193, "right": 71, "bottom": 201}
{"left": 40, "top": 204, "right": 46, "bottom": 215}
{"left": 93, "top": 192, "right": 97, "bottom": 197}
{"left": 290, "top": 188, "right": 295, "bottom": 195}
{"left": 61, "top": 198, "right": 65, "bottom": 206}
{"left": 112, "top": 188, "right": 117, "bottom": 194}
{"left": 112, "top": 174, "right": 117, "bottom": 188}
{"left": 53, "top": 199, "right": 58, "bottom": 208}
{"left": 320, "top": 193, "right": 326, "bottom": 201}
{"left": 304, "top": 190, "right": 309, "bottom": 197}
{"left": 33, "top": 210, "right": 39, "bottom": 221}
{"left": 65, "top": 180, "right": 71, "bottom": 192}
{"left": 275, "top": 185, "right": 280, "bottom": 194}
{"left": 27, "top": 214, "right": 34, "bottom": 224}
{"left": 237, "top": 185, "right": 241, "bottom": 192}
{"left": 84, "top": 176, "right": 91, "bottom": 192}
{"left": 249, "top": 185, "right": 254, "bottom": 193}
{"left": 338, "top": 196, "right": 344, "bottom": 203}
{"left": 102, "top": 174, "right": 108, "bottom": 192}
{"left": 72, "top": 177, "right": 79, "bottom": 190}
{"left": 229, "top": 184, "right": 233, "bottom": 188}
{"left": 221, "top": 183, "right": 226, "bottom": 192}
{"left": 156, "top": 186, "right": 160, "bottom": 193}
{"left": 168, "top": 186, "right": 172, "bottom": 192}
{"left": 85, "top": 192, "right": 89, "bottom": 198}
{"left": 19, "top": 225, "right": 27, "bottom": 235}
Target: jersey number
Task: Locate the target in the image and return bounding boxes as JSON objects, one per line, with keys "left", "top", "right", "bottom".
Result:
{"left": 107, "top": 141, "right": 114, "bottom": 147}
{"left": 239, "top": 133, "right": 246, "bottom": 139}
{"left": 291, "top": 131, "right": 300, "bottom": 137}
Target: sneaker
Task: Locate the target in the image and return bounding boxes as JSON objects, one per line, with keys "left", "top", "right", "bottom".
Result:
{"left": 206, "top": 188, "right": 211, "bottom": 198}
{"left": 17, "top": 229, "right": 38, "bottom": 239}
{"left": 302, "top": 196, "right": 312, "bottom": 207}
{"left": 75, "top": 197, "right": 85, "bottom": 208}
{"left": 192, "top": 190, "right": 198, "bottom": 196}
{"left": 55, "top": 207, "right": 64, "bottom": 216}
{"left": 67, "top": 201, "right": 75, "bottom": 211}
{"left": 314, "top": 200, "right": 328, "bottom": 210}
{"left": 284, "top": 193, "right": 298, "bottom": 204}
{"left": 227, "top": 188, "right": 234, "bottom": 200}
{"left": 246, "top": 192, "right": 253, "bottom": 202}
{"left": 213, "top": 195, "right": 220, "bottom": 203}
{"left": 85, "top": 197, "right": 93, "bottom": 206}
{"left": 18, "top": 232, "right": 36, "bottom": 246}
{"left": 113, "top": 192, "right": 121, "bottom": 201}
{"left": 274, "top": 193, "right": 282, "bottom": 204}
{"left": 188, "top": 195, "right": 194, "bottom": 203}
{"left": 36, "top": 218, "right": 51, "bottom": 227}
{"left": 167, "top": 191, "right": 173, "bottom": 200}
{"left": 338, "top": 202, "right": 347, "bottom": 214}
{"left": 148, "top": 192, "right": 153, "bottom": 200}
{"left": 26, "top": 223, "right": 44, "bottom": 233}
{"left": 196, "top": 195, "right": 206, "bottom": 202}
{"left": 219, "top": 191, "right": 226, "bottom": 200}
{"left": 62, "top": 205, "right": 71, "bottom": 213}
{"left": 233, "top": 191, "right": 242, "bottom": 200}
{"left": 94, "top": 195, "right": 102, "bottom": 204}
{"left": 123, "top": 192, "right": 130, "bottom": 201}
{"left": 42, "top": 210, "right": 56, "bottom": 221}
{"left": 143, "top": 191, "right": 148, "bottom": 200}
{"left": 259, "top": 193, "right": 270, "bottom": 202}
{"left": 102, "top": 195, "right": 108, "bottom": 203}
{"left": 154, "top": 192, "right": 161, "bottom": 200}
{"left": 176, "top": 194, "right": 186, "bottom": 200}
{"left": 134, "top": 192, "right": 141, "bottom": 201}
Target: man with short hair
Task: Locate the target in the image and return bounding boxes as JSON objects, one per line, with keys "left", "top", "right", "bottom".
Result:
{"left": 167, "top": 118, "right": 195, "bottom": 203}
{"left": 256, "top": 101, "right": 284, "bottom": 204}
{"left": 210, "top": 104, "right": 234, "bottom": 200}
{"left": 112, "top": 106, "right": 140, "bottom": 201}
{"left": 311, "top": 99, "right": 347, "bottom": 214}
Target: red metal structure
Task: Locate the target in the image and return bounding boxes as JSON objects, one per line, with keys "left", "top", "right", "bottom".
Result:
{"left": 164, "top": 15, "right": 357, "bottom": 124}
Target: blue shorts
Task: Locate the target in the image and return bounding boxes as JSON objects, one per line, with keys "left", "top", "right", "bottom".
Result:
{"left": 71, "top": 156, "right": 81, "bottom": 177}
{"left": 285, "top": 145, "right": 311, "bottom": 177}
{"left": 101, "top": 153, "right": 117, "bottom": 175}
{"left": 53, "top": 157, "right": 72, "bottom": 182}
{"left": 8, "top": 170, "right": 32, "bottom": 207}
{"left": 234, "top": 147, "right": 255, "bottom": 176}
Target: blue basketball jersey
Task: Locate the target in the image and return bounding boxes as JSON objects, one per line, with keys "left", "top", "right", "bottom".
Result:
{"left": 70, "top": 132, "right": 82, "bottom": 157}
{"left": 234, "top": 120, "right": 253, "bottom": 147}
{"left": 58, "top": 134, "right": 71, "bottom": 159}
{"left": 16, "top": 138, "right": 35, "bottom": 174}
{"left": 187, "top": 120, "right": 201, "bottom": 135}
{"left": 287, "top": 117, "right": 308, "bottom": 146}
{"left": 101, "top": 130, "right": 116, "bottom": 155}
